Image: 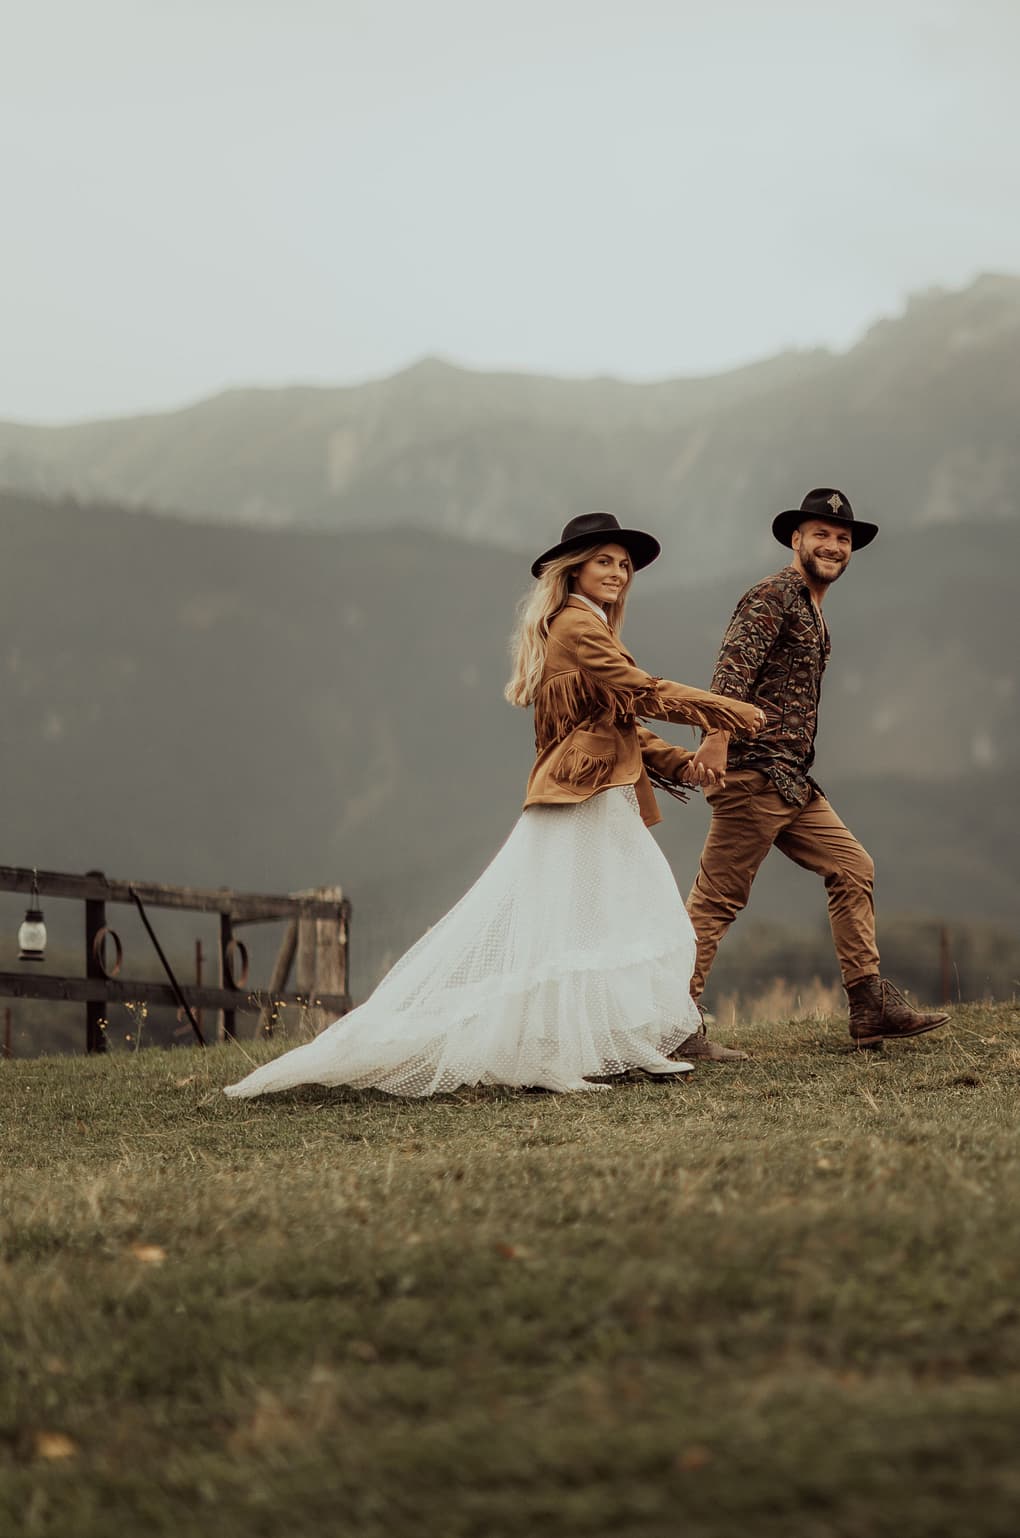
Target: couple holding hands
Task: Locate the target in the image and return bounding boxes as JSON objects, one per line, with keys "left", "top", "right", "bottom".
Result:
{"left": 227, "top": 489, "right": 947, "bottom": 1102}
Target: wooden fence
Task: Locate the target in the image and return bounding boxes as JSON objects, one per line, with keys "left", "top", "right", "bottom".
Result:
{"left": 0, "top": 865, "right": 350, "bottom": 1053}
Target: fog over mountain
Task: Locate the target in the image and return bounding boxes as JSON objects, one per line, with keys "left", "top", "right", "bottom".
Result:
{"left": 2, "top": 276, "right": 1019, "bottom": 585}
{"left": 2, "top": 489, "right": 1016, "bottom": 1003}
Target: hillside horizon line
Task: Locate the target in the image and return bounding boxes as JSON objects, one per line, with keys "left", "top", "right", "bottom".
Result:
{"left": 6, "top": 270, "right": 1018, "bottom": 430}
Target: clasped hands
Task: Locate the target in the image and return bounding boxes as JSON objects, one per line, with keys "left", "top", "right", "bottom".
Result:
{"left": 678, "top": 705, "right": 766, "bottom": 790}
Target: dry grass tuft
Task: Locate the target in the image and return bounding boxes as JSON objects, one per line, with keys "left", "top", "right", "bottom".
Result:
{"left": 715, "top": 974, "right": 845, "bottom": 1026}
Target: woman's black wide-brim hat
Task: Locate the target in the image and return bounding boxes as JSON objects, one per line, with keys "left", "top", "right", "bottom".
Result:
{"left": 531, "top": 512, "right": 661, "bottom": 578}
{"left": 772, "top": 487, "right": 879, "bottom": 549}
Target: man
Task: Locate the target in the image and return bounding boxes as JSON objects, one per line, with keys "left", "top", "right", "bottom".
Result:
{"left": 677, "top": 487, "right": 949, "bottom": 1060}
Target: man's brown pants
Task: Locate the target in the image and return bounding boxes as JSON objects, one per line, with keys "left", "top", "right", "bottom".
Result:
{"left": 686, "top": 770, "right": 880, "bottom": 998}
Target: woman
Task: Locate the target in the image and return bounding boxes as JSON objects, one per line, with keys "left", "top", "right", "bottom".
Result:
{"left": 225, "top": 513, "right": 762, "bottom": 1100}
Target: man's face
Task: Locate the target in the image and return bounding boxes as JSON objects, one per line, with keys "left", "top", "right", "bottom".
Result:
{"left": 792, "top": 520, "right": 853, "bottom": 585}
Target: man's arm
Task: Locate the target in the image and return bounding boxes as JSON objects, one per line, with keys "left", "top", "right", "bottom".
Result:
{"left": 709, "top": 581, "right": 788, "bottom": 700}
{"left": 689, "top": 581, "right": 787, "bottom": 782}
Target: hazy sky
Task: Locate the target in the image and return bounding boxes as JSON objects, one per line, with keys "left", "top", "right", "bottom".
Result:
{"left": 4, "top": 0, "right": 1019, "bottom": 422}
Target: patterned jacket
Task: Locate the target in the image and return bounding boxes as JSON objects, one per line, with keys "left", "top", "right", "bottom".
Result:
{"left": 709, "top": 565, "right": 831, "bottom": 806}
{"left": 524, "top": 598, "right": 761, "bottom": 827}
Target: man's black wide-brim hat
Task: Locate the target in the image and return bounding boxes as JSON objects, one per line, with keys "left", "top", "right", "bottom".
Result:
{"left": 772, "top": 487, "right": 878, "bottom": 549}
{"left": 531, "top": 512, "right": 661, "bottom": 578}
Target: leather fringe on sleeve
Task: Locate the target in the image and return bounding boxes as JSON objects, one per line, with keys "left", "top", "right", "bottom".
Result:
{"left": 533, "top": 669, "right": 651, "bottom": 748}
{"left": 534, "top": 668, "right": 755, "bottom": 748}
{"left": 653, "top": 685, "right": 759, "bottom": 737}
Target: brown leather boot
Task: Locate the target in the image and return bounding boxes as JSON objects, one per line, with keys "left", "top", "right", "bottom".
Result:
{"left": 671, "top": 1005, "right": 749, "bottom": 1063}
{"left": 677, "top": 1033, "right": 749, "bottom": 1062}
{"left": 846, "top": 976, "right": 949, "bottom": 1049}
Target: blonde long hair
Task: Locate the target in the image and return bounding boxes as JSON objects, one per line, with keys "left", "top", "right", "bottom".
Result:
{"left": 505, "top": 542, "right": 632, "bottom": 707}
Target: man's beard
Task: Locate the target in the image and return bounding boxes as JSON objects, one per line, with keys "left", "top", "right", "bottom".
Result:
{"left": 802, "top": 552, "right": 848, "bottom": 586}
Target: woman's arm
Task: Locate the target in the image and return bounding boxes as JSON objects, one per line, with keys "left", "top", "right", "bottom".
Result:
{"left": 572, "top": 621, "right": 763, "bottom": 738}
{"left": 636, "top": 725, "right": 694, "bottom": 781}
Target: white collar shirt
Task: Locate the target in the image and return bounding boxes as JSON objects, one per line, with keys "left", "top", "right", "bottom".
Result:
{"left": 570, "top": 591, "right": 610, "bottom": 625}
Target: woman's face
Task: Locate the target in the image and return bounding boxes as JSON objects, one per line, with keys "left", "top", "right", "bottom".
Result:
{"left": 572, "top": 543, "right": 632, "bottom": 607}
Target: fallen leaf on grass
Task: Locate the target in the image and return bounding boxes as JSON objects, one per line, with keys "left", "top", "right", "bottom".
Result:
{"left": 675, "top": 1445, "right": 712, "bottom": 1472}
{"left": 43, "top": 1357, "right": 69, "bottom": 1376}
{"left": 129, "top": 1243, "right": 167, "bottom": 1265}
{"left": 494, "top": 1242, "right": 531, "bottom": 1260}
{"left": 34, "top": 1431, "right": 78, "bottom": 1461}
{"left": 173, "top": 1075, "right": 197, "bottom": 1088}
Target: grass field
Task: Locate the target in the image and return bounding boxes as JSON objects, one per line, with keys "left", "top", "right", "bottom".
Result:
{"left": 2, "top": 1004, "right": 1019, "bottom": 1538}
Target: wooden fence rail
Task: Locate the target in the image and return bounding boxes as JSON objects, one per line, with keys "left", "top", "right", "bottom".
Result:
{"left": 0, "top": 865, "right": 351, "bottom": 1054}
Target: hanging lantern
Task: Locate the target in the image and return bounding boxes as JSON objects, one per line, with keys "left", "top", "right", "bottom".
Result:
{"left": 18, "top": 871, "right": 47, "bottom": 962}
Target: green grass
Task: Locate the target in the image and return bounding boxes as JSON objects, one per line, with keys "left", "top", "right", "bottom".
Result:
{"left": 2, "top": 1005, "right": 1019, "bottom": 1538}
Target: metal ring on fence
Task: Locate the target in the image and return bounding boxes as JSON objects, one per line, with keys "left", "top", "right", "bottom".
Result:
{"left": 223, "top": 937, "right": 250, "bottom": 989}
{"left": 92, "top": 926, "right": 124, "bottom": 979}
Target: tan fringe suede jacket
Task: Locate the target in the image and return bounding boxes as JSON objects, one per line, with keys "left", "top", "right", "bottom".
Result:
{"left": 523, "top": 597, "right": 762, "bottom": 828}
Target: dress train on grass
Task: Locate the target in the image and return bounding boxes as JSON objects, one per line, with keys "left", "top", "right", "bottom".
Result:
{"left": 224, "top": 787, "right": 701, "bottom": 1099}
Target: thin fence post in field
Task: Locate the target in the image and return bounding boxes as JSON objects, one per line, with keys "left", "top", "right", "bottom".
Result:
{"left": 219, "top": 912, "right": 237, "bottom": 1042}
{"left": 84, "top": 871, "right": 108, "bottom": 1054}
{"left": 939, "top": 924, "right": 953, "bottom": 1005}
{"left": 194, "top": 938, "right": 204, "bottom": 1038}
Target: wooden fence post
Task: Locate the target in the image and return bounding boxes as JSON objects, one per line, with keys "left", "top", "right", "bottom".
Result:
{"left": 293, "top": 886, "right": 348, "bottom": 1037}
{"left": 84, "top": 870, "right": 108, "bottom": 1054}
{"left": 219, "top": 913, "right": 237, "bottom": 1042}
{"left": 194, "top": 939, "right": 204, "bottom": 1038}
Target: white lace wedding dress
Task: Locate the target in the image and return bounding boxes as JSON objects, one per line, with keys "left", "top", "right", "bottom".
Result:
{"left": 224, "top": 785, "right": 701, "bottom": 1099}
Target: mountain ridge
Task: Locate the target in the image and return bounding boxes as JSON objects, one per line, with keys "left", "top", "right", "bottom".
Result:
{"left": 3, "top": 274, "right": 1018, "bottom": 582}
